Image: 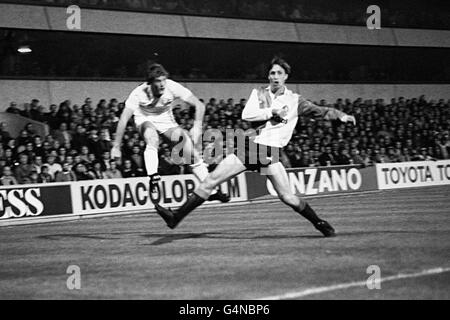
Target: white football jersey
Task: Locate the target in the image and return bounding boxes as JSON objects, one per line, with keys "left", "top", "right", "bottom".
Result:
{"left": 242, "top": 86, "right": 299, "bottom": 148}
{"left": 125, "top": 79, "right": 193, "bottom": 117}
{"left": 242, "top": 86, "right": 346, "bottom": 148}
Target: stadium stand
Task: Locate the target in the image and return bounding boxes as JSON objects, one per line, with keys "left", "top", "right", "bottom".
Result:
{"left": 0, "top": 0, "right": 449, "bottom": 185}
{"left": 3, "top": 0, "right": 450, "bottom": 29}
{"left": 1, "top": 95, "right": 449, "bottom": 185}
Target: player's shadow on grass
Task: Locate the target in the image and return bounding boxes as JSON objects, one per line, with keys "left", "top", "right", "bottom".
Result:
{"left": 37, "top": 231, "right": 322, "bottom": 243}
{"left": 37, "top": 231, "right": 154, "bottom": 240}
{"left": 146, "top": 232, "right": 323, "bottom": 245}
{"left": 37, "top": 229, "right": 427, "bottom": 245}
{"left": 147, "top": 229, "right": 436, "bottom": 245}
{"left": 147, "top": 233, "right": 211, "bottom": 245}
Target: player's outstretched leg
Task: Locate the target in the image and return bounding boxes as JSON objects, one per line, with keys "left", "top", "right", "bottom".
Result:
{"left": 265, "top": 162, "right": 336, "bottom": 237}
{"left": 155, "top": 154, "right": 246, "bottom": 229}
{"left": 155, "top": 193, "right": 205, "bottom": 229}
{"left": 190, "top": 160, "right": 230, "bottom": 203}
{"left": 141, "top": 122, "right": 160, "bottom": 193}
{"left": 166, "top": 126, "right": 230, "bottom": 203}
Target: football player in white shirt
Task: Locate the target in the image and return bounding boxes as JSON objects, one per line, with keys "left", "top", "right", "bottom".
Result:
{"left": 154, "top": 58, "right": 356, "bottom": 237}
{"left": 112, "top": 63, "right": 229, "bottom": 202}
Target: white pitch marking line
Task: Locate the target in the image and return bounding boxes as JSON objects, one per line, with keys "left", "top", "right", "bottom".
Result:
{"left": 257, "top": 267, "right": 450, "bottom": 300}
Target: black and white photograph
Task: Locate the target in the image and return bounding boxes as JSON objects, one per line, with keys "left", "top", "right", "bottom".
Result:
{"left": 0, "top": 0, "right": 449, "bottom": 307}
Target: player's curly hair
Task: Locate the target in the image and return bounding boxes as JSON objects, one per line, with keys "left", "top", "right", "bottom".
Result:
{"left": 146, "top": 63, "right": 169, "bottom": 84}
{"left": 269, "top": 56, "right": 291, "bottom": 75}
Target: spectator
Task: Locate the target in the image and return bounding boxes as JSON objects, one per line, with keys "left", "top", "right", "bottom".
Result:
{"left": 41, "top": 140, "right": 53, "bottom": 158}
{"left": 23, "top": 142, "right": 36, "bottom": 160}
{"left": 38, "top": 165, "right": 53, "bottom": 183}
{"left": 0, "top": 157, "right": 6, "bottom": 173}
{"left": 29, "top": 170, "right": 40, "bottom": 184}
{"left": 318, "top": 145, "right": 335, "bottom": 166}
{"left": 90, "top": 161, "right": 105, "bottom": 179}
{"left": 43, "top": 155, "right": 62, "bottom": 180}
{"left": 13, "top": 153, "right": 34, "bottom": 184}
{"left": 3, "top": 148, "right": 15, "bottom": 167}
{"left": 87, "top": 153, "right": 97, "bottom": 167}
{"left": 20, "top": 103, "right": 32, "bottom": 118}
{"left": 57, "top": 146, "right": 67, "bottom": 164}
{"left": 33, "top": 135, "right": 45, "bottom": 158}
{"left": 16, "top": 130, "right": 31, "bottom": 147}
{"left": 6, "top": 102, "right": 21, "bottom": 114}
{"left": 33, "top": 105, "right": 48, "bottom": 122}
{"left": 79, "top": 145, "right": 91, "bottom": 163}
{"left": 336, "top": 148, "right": 351, "bottom": 165}
{"left": 73, "top": 154, "right": 83, "bottom": 166}
{"left": 99, "top": 151, "right": 112, "bottom": 171}
{"left": 87, "top": 131, "right": 103, "bottom": 157}
{"left": 97, "top": 130, "right": 113, "bottom": 155}
{"left": 46, "top": 104, "right": 61, "bottom": 130}
{"left": 24, "top": 123, "right": 37, "bottom": 137}
{"left": 387, "top": 146, "right": 401, "bottom": 162}
{"left": 159, "top": 149, "right": 182, "bottom": 175}
{"left": 55, "top": 162, "right": 77, "bottom": 182}
{"left": 419, "top": 147, "right": 435, "bottom": 161}
{"left": 350, "top": 149, "right": 364, "bottom": 166}
{"left": 0, "top": 166, "right": 18, "bottom": 186}
{"left": 29, "top": 99, "right": 40, "bottom": 118}
{"left": 360, "top": 150, "right": 372, "bottom": 167}
{"left": 66, "top": 155, "right": 75, "bottom": 170}
{"left": 284, "top": 144, "right": 301, "bottom": 167}
{"left": 130, "top": 145, "right": 145, "bottom": 173}
{"left": 53, "top": 122, "right": 72, "bottom": 146}
{"left": 104, "top": 160, "right": 123, "bottom": 179}
{"left": 72, "top": 125, "right": 90, "bottom": 151}
{"left": 121, "top": 158, "right": 140, "bottom": 178}
{"left": 0, "top": 122, "right": 11, "bottom": 140}
{"left": 56, "top": 100, "right": 73, "bottom": 124}
{"left": 410, "top": 149, "right": 424, "bottom": 161}
{"left": 73, "top": 163, "right": 95, "bottom": 181}
{"left": 374, "top": 147, "right": 391, "bottom": 163}
{"left": 298, "top": 151, "right": 315, "bottom": 167}
{"left": 31, "top": 155, "right": 44, "bottom": 174}
{"left": 437, "top": 135, "right": 450, "bottom": 159}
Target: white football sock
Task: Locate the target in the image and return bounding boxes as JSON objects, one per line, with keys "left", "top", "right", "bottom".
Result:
{"left": 190, "top": 161, "right": 222, "bottom": 196}
{"left": 144, "top": 144, "right": 158, "bottom": 176}
{"left": 190, "top": 160, "right": 209, "bottom": 181}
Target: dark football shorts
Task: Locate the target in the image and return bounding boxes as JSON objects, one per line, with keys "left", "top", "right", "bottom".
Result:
{"left": 234, "top": 136, "right": 281, "bottom": 172}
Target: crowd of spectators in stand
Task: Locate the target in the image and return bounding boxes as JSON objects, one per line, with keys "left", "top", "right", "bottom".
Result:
{"left": 16, "top": 0, "right": 450, "bottom": 29}
{"left": 1, "top": 95, "right": 449, "bottom": 186}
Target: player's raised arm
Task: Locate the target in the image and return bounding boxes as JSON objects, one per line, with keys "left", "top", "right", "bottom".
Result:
{"left": 184, "top": 94, "right": 206, "bottom": 147}
{"left": 242, "top": 88, "right": 274, "bottom": 122}
{"left": 184, "top": 94, "right": 205, "bottom": 129}
{"left": 170, "top": 81, "right": 205, "bottom": 124}
{"left": 111, "top": 98, "right": 136, "bottom": 158}
{"left": 297, "top": 95, "right": 356, "bottom": 125}
{"left": 168, "top": 79, "right": 206, "bottom": 146}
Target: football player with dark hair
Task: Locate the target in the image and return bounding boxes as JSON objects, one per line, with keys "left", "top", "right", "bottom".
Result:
{"left": 112, "top": 63, "right": 229, "bottom": 202}
{"left": 154, "top": 57, "right": 356, "bottom": 237}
